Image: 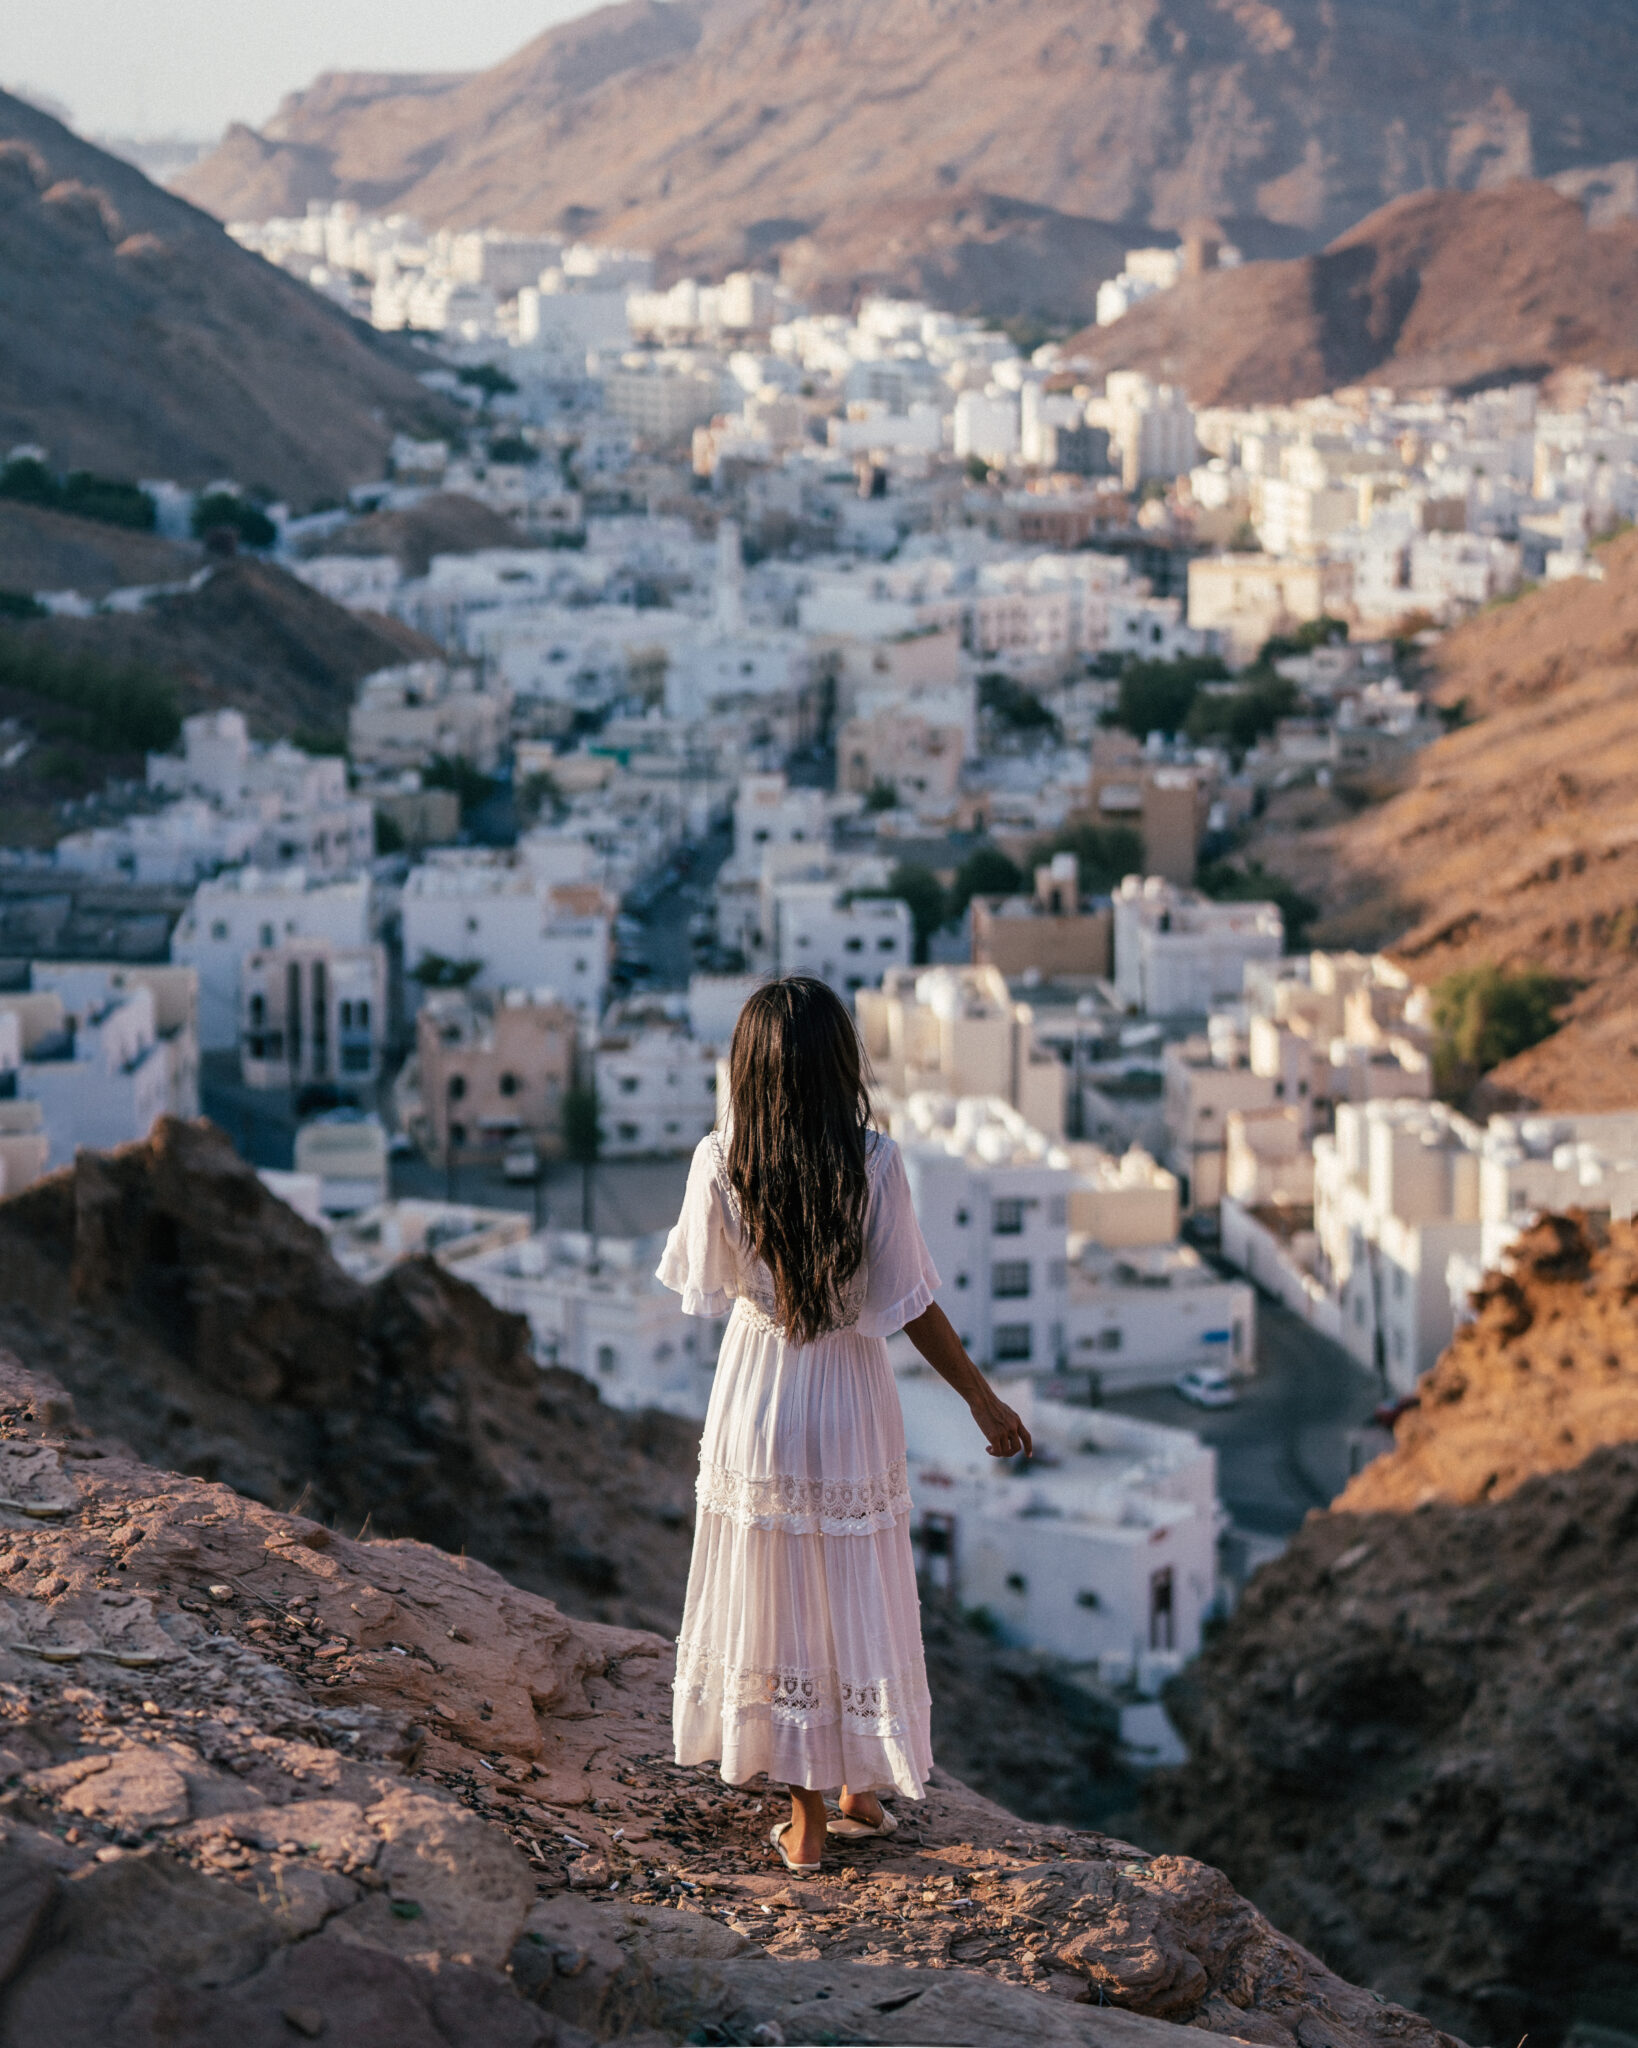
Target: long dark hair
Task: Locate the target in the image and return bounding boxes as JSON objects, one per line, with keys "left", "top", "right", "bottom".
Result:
{"left": 725, "top": 976, "right": 871, "bottom": 1344}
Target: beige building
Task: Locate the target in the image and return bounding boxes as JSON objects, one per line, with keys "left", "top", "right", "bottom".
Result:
{"left": 856, "top": 965, "right": 1064, "bottom": 1139}
{"left": 971, "top": 852, "right": 1112, "bottom": 979}
{"left": 349, "top": 661, "right": 510, "bottom": 775}
{"left": 415, "top": 989, "right": 578, "bottom": 1168}
{"left": 1079, "top": 733, "right": 1206, "bottom": 886}
{"left": 372, "top": 787, "right": 461, "bottom": 854}
{"left": 240, "top": 939, "right": 388, "bottom": 1092}
{"left": 1187, "top": 554, "right": 1354, "bottom": 666}
{"left": 1225, "top": 1106, "right": 1316, "bottom": 1207}
{"left": 1065, "top": 1143, "right": 1180, "bottom": 1246}
{"left": 0, "top": 1102, "right": 49, "bottom": 1195}
{"left": 838, "top": 704, "right": 965, "bottom": 808}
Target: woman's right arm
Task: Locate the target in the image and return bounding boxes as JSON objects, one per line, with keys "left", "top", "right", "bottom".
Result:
{"left": 901, "top": 1302, "right": 1033, "bottom": 1460}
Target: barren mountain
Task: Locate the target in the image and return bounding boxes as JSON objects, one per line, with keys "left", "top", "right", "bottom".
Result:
{"left": 1063, "top": 181, "right": 1638, "bottom": 402}
{"left": 307, "top": 491, "right": 535, "bottom": 578}
{"left": 0, "top": 1302, "right": 1460, "bottom": 2040}
{"left": 0, "top": 505, "right": 197, "bottom": 599}
{"left": 1148, "top": 1212, "right": 1638, "bottom": 2047}
{"left": 0, "top": 92, "right": 452, "bottom": 506}
{"left": 176, "top": 0, "right": 1638, "bottom": 316}
{"left": 1250, "top": 529, "right": 1638, "bottom": 1109}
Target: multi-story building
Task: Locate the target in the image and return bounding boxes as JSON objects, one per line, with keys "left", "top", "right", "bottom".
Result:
{"left": 28, "top": 965, "right": 199, "bottom": 1121}
{"left": 171, "top": 870, "right": 373, "bottom": 1052}
{"left": 1113, "top": 875, "right": 1283, "bottom": 1018}
{"left": 857, "top": 965, "right": 1065, "bottom": 1139}
{"left": 1064, "top": 1239, "right": 1254, "bottom": 1392}
{"left": 595, "top": 1000, "right": 718, "bottom": 1157}
{"left": 896, "top": 1375, "right": 1217, "bottom": 1664}
{"left": 401, "top": 853, "right": 612, "bottom": 1020}
{"left": 446, "top": 1228, "right": 727, "bottom": 1416}
{"left": 414, "top": 987, "right": 577, "bottom": 1168}
{"left": 348, "top": 661, "right": 510, "bottom": 775}
{"left": 770, "top": 880, "right": 911, "bottom": 1000}
{"left": 4, "top": 983, "right": 171, "bottom": 1171}
{"left": 1161, "top": 1021, "right": 1283, "bottom": 1213}
{"left": 239, "top": 940, "right": 387, "bottom": 1092}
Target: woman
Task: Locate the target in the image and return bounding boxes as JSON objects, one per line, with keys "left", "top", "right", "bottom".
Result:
{"left": 657, "top": 975, "right": 1031, "bottom": 1872}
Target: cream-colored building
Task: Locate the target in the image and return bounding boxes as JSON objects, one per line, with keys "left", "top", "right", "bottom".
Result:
{"left": 240, "top": 939, "right": 387, "bottom": 1092}
{"left": 349, "top": 661, "right": 510, "bottom": 774}
{"left": 856, "top": 965, "right": 1065, "bottom": 1138}
{"left": 1187, "top": 554, "right": 1354, "bottom": 666}
{"left": 1225, "top": 1106, "right": 1316, "bottom": 1207}
{"left": 838, "top": 704, "right": 966, "bottom": 808}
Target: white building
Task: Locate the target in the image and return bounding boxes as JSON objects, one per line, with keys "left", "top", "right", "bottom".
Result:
{"left": 447, "top": 1228, "right": 727, "bottom": 1416}
{"left": 1064, "top": 1239, "right": 1254, "bottom": 1391}
{"left": 768, "top": 880, "right": 911, "bottom": 1000}
{"left": 5, "top": 983, "right": 170, "bottom": 1171}
{"left": 595, "top": 1000, "right": 719, "bottom": 1157}
{"left": 401, "top": 853, "right": 612, "bottom": 1019}
{"left": 292, "top": 1113, "right": 389, "bottom": 1215}
{"left": 171, "top": 870, "right": 373, "bottom": 1052}
{"left": 1316, "top": 1101, "right": 1638, "bottom": 1393}
{"left": 1113, "top": 875, "right": 1284, "bottom": 1017}
{"left": 27, "top": 965, "right": 199, "bottom": 1121}
{"left": 896, "top": 1373, "right": 1217, "bottom": 1664}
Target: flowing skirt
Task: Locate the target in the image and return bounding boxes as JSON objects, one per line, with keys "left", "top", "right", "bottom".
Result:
{"left": 672, "top": 1300, "right": 934, "bottom": 1797}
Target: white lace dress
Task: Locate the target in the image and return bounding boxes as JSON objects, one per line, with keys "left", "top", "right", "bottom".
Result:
{"left": 657, "top": 1128, "right": 940, "bottom": 1798}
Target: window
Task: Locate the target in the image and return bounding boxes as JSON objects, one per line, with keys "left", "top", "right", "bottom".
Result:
{"left": 1149, "top": 1566, "right": 1174, "bottom": 1651}
{"left": 618, "top": 1075, "right": 639, "bottom": 1094}
{"left": 618, "top": 1122, "right": 640, "bottom": 1143}
{"left": 499, "top": 1073, "right": 519, "bottom": 1097}
{"left": 211, "top": 921, "right": 229, "bottom": 942}
{"left": 259, "top": 923, "right": 275, "bottom": 947}
{"left": 993, "top": 1199, "right": 1025, "bottom": 1235}
{"left": 844, "top": 937, "right": 863, "bottom": 953}
{"left": 1075, "top": 1589, "right": 1101, "bottom": 1610}
{"left": 1005, "top": 1573, "right": 1027, "bottom": 1594}
{"left": 249, "top": 994, "right": 265, "bottom": 1028}
{"left": 955, "top": 1207, "right": 969, "bottom": 1228}
{"left": 994, "top": 1324, "right": 1033, "bottom": 1362}
{"left": 341, "top": 1045, "right": 371, "bottom": 1073}
{"left": 1095, "top": 1327, "right": 1124, "bottom": 1352}
{"left": 449, "top": 1121, "right": 467, "bottom": 1146}
{"left": 993, "top": 1261, "right": 1030, "bottom": 1299}
{"left": 447, "top": 1075, "right": 467, "bottom": 1101}
{"left": 877, "top": 936, "right": 897, "bottom": 951}
{"left": 595, "top": 1345, "right": 618, "bottom": 1376}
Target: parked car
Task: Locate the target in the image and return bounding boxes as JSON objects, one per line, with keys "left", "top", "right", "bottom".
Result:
{"left": 1175, "top": 1368, "right": 1239, "bottom": 1409}
{"left": 1372, "top": 1393, "right": 1420, "bottom": 1432}
{"left": 502, "top": 1142, "right": 539, "bottom": 1184}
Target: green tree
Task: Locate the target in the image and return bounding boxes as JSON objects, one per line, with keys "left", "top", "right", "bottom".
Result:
{"left": 1114, "top": 655, "right": 1229, "bottom": 739}
{"left": 457, "top": 362, "right": 519, "bottom": 400}
{"left": 191, "top": 492, "right": 276, "bottom": 549}
{"left": 1032, "top": 823, "right": 1143, "bottom": 895}
{"left": 1196, "top": 860, "right": 1320, "bottom": 952}
{"left": 408, "top": 952, "right": 482, "bottom": 989}
{"left": 948, "top": 844, "right": 1025, "bottom": 920}
{"left": 1256, "top": 615, "right": 1349, "bottom": 664}
{"left": 487, "top": 434, "right": 538, "bottom": 465}
{"left": 562, "top": 1083, "right": 603, "bottom": 1234}
{"left": 889, "top": 864, "right": 947, "bottom": 963}
{"left": 964, "top": 455, "right": 993, "bottom": 486}
{"left": 979, "top": 672, "right": 1058, "bottom": 735}
{"left": 373, "top": 808, "right": 405, "bottom": 855}
{"left": 1185, "top": 671, "right": 1299, "bottom": 751}
{"left": 423, "top": 753, "right": 493, "bottom": 821}
{"left": 1431, "top": 965, "right": 1567, "bottom": 1103}
{"left": 863, "top": 778, "right": 899, "bottom": 813}
{"left": 519, "top": 770, "right": 566, "bottom": 824}
{"left": 0, "top": 637, "right": 179, "bottom": 752}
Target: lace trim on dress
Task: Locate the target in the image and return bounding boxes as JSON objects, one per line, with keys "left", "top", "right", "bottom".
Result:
{"left": 673, "top": 1637, "right": 929, "bottom": 1739}
{"left": 695, "top": 1456, "right": 912, "bottom": 1536}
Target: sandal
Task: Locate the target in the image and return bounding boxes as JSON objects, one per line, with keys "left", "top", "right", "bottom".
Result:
{"left": 769, "top": 1820, "right": 821, "bottom": 1874}
{"left": 826, "top": 1804, "right": 898, "bottom": 1840}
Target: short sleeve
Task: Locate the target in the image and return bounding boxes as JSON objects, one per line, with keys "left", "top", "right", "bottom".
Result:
{"left": 656, "top": 1133, "right": 739, "bottom": 1316}
{"left": 856, "top": 1136, "right": 941, "bottom": 1337}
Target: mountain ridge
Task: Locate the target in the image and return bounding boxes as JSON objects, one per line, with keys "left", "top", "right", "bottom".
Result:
{"left": 174, "top": 0, "right": 1638, "bottom": 315}
{"left": 0, "top": 92, "right": 453, "bottom": 505}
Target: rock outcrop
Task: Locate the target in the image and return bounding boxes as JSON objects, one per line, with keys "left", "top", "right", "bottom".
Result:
{"left": 0, "top": 1337, "right": 1457, "bottom": 2045}
{"left": 1149, "top": 1212, "right": 1638, "bottom": 2046}
{"left": 0, "top": 1120, "right": 701, "bottom": 1636}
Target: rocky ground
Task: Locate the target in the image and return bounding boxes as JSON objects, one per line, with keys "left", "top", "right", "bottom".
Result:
{"left": 0, "top": 1339, "right": 1459, "bottom": 2046}
{"left": 1147, "top": 1214, "right": 1638, "bottom": 2047}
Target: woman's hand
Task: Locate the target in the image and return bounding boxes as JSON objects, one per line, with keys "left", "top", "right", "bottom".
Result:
{"left": 971, "top": 1390, "right": 1033, "bottom": 1461}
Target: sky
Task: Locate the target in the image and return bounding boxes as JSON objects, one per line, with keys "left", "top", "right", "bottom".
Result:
{"left": 1, "top": 0, "right": 592, "bottom": 141}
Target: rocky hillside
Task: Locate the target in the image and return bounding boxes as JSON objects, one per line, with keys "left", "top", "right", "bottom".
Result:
{"left": 1063, "top": 182, "right": 1638, "bottom": 402}
{"left": 0, "top": 1338, "right": 1460, "bottom": 2044}
{"left": 175, "top": 0, "right": 1638, "bottom": 317}
{"left": 0, "top": 92, "right": 451, "bottom": 506}
{"left": 1251, "top": 527, "right": 1638, "bottom": 1109}
{"left": 1148, "top": 1213, "right": 1638, "bottom": 2047}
